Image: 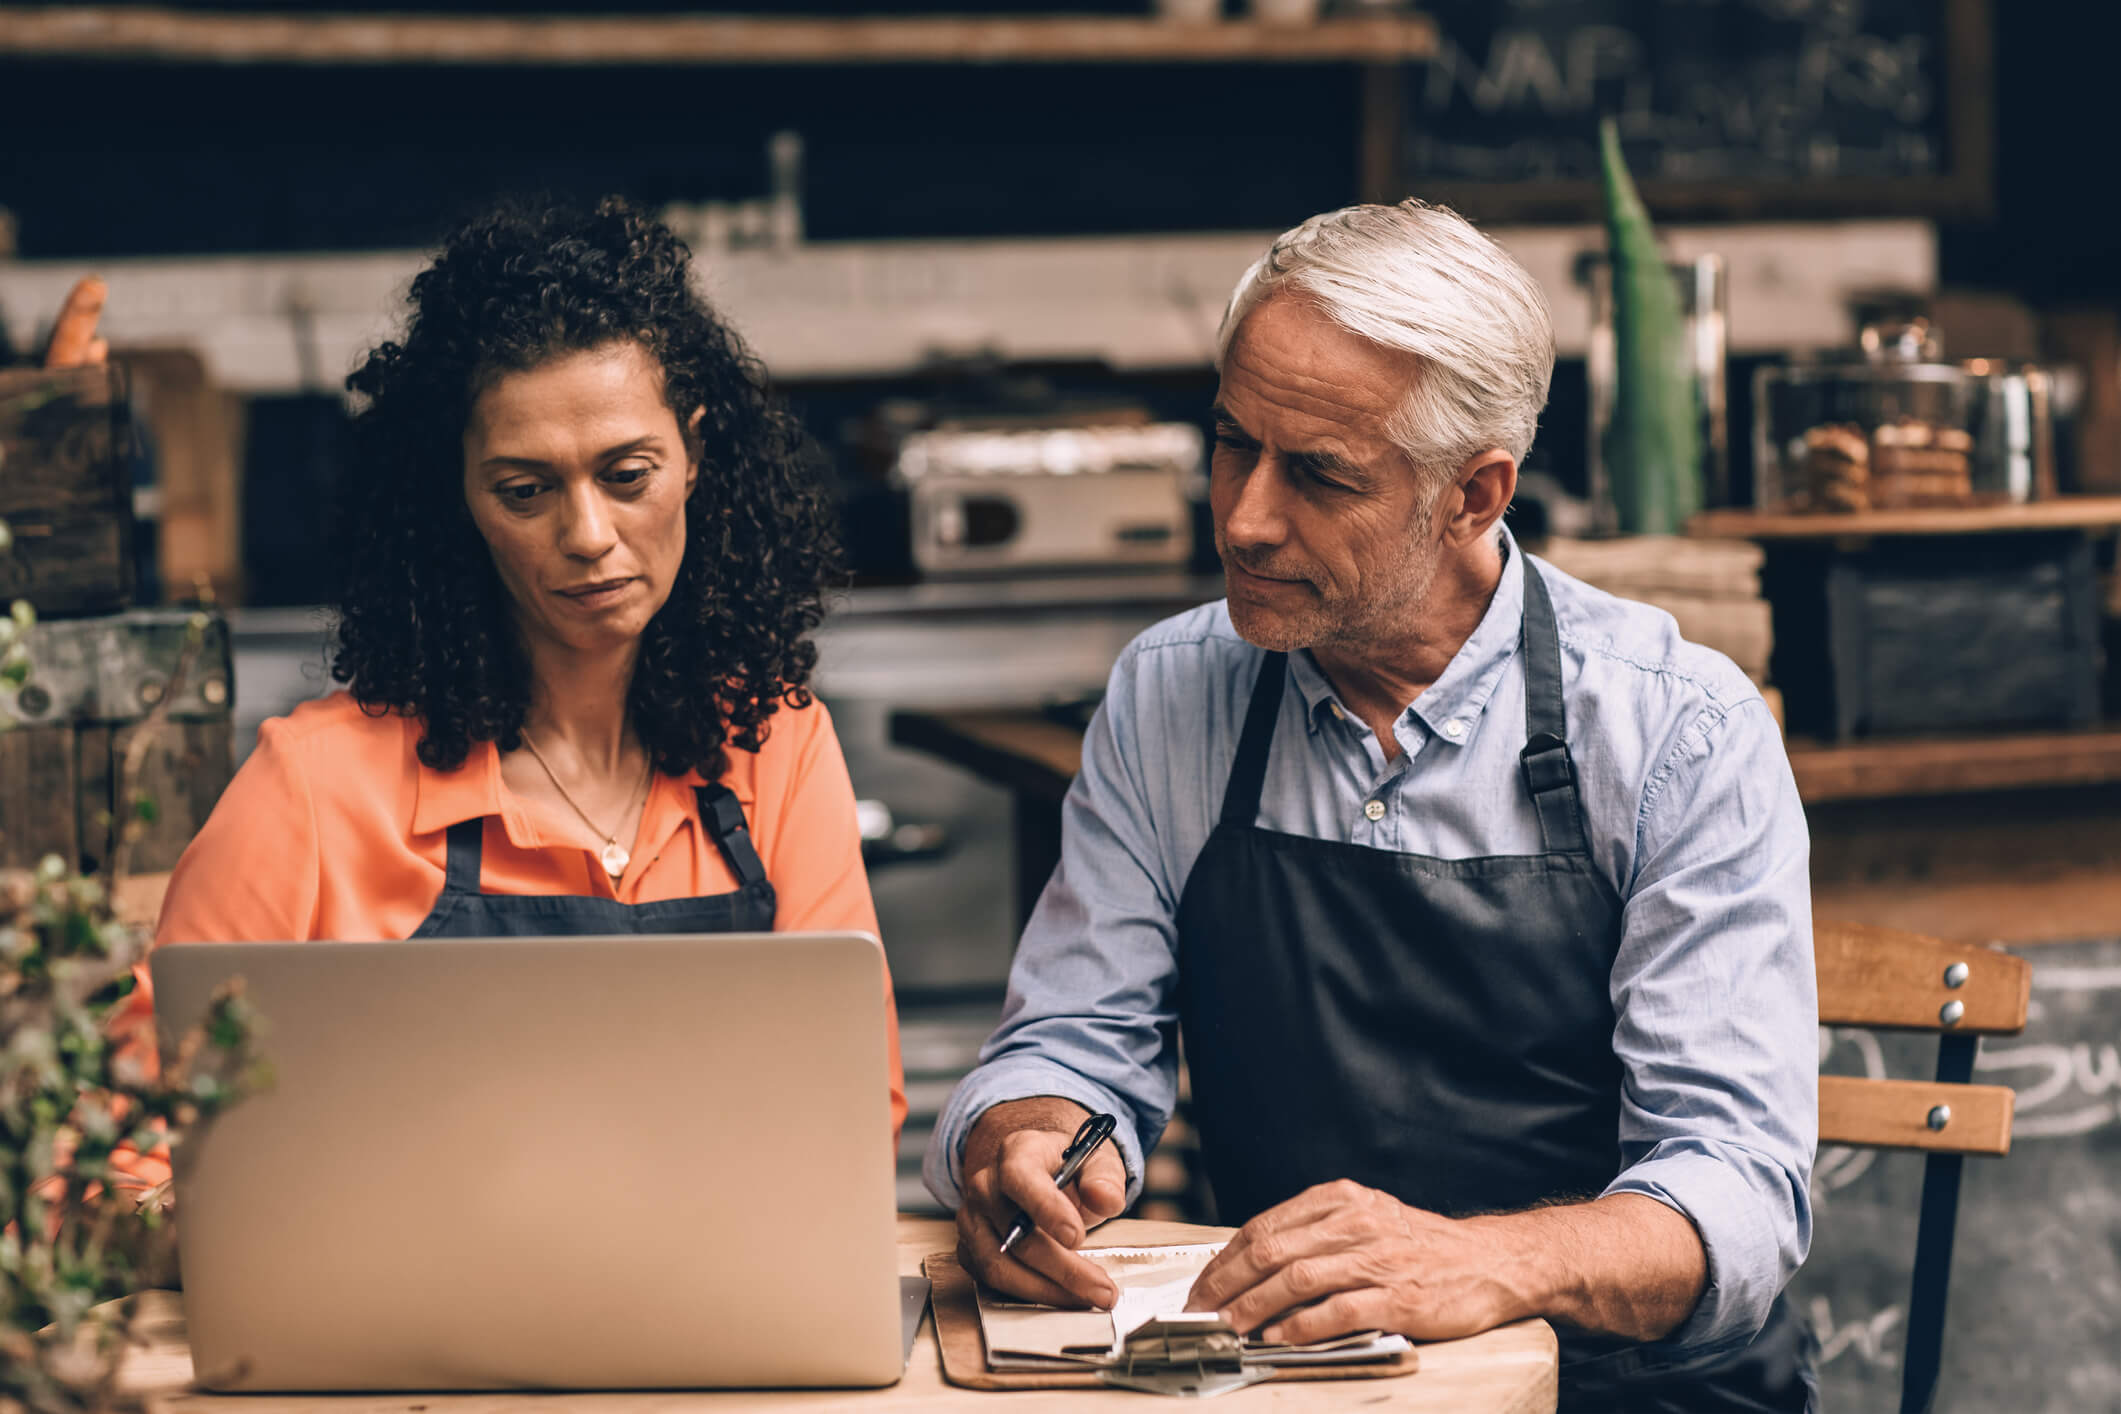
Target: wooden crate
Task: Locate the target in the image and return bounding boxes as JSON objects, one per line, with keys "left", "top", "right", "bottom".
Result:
{"left": 0, "top": 609, "right": 233, "bottom": 874}
{"left": 0, "top": 363, "right": 135, "bottom": 617}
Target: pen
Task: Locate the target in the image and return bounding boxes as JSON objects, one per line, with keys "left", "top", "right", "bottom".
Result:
{"left": 997, "top": 1111, "right": 1118, "bottom": 1256}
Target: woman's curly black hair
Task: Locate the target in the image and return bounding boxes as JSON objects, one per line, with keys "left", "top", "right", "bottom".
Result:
{"left": 332, "top": 196, "right": 841, "bottom": 779}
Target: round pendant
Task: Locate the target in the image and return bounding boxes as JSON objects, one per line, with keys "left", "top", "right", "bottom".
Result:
{"left": 600, "top": 841, "right": 630, "bottom": 879}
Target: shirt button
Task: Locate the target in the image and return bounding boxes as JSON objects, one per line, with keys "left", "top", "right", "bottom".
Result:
{"left": 1363, "top": 799, "right": 1386, "bottom": 822}
{"left": 1441, "top": 720, "right": 1468, "bottom": 741}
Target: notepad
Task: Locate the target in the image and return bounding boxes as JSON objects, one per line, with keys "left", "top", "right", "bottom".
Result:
{"left": 973, "top": 1243, "right": 1410, "bottom": 1372}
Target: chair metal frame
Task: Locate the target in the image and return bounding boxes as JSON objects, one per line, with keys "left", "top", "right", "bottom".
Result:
{"left": 1814, "top": 920, "right": 2031, "bottom": 1414}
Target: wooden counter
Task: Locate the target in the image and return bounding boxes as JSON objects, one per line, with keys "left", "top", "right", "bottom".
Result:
{"left": 120, "top": 1216, "right": 1558, "bottom": 1413}
{"left": 891, "top": 709, "right": 2121, "bottom": 944}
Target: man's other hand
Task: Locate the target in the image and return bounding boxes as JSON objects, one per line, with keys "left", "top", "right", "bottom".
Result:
{"left": 956, "top": 1097, "right": 1128, "bottom": 1310}
{"left": 1185, "top": 1179, "right": 1531, "bottom": 1344}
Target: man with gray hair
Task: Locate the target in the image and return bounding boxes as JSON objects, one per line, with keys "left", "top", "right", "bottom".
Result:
{"left": 925, "top": 201, "right": 1817, "bottom": 1411}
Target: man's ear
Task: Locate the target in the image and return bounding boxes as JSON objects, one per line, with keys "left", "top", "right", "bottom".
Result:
{"left": 1444, "top": 448, "right": 1517, "bottom": 547}
{"left": 685, "top": 406, "right": 705, "bottom": 497}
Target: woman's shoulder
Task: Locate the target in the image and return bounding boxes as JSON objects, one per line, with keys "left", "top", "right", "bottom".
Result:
{"left": 255, "top": 691, "right": 414, "bottom": 760}
{"left": 244, "top": 694, "right": 425, "bottom": 814}
{"left": 703, "top": 694, "right": 840, "bottom": 799}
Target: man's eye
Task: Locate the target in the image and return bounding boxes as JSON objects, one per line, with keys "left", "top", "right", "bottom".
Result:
{"left": 607, "top": 465, "right": 651, "bottom": 485}
{"left": 501, "top": 483, "right": 543, "bottom": 503}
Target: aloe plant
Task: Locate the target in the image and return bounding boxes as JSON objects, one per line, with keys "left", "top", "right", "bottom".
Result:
{"left": 1598, "top": 117, "right": 1701, "bottom": 536}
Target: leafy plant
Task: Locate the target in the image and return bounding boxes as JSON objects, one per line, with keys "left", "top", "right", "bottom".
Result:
{"left": 1, "top": 517, "right": 263, "bottom": 1414}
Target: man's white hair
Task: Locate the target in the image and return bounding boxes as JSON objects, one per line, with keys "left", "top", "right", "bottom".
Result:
{"left": 1218, "top": 200, "right": 1555, "bottom": 489}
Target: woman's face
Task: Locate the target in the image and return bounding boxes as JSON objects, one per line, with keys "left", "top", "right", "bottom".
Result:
{"left": 462, "top": 341, "right": 699, "bottom": 659}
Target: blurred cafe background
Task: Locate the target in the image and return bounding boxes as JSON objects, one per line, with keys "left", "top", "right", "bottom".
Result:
{"left": 4, "top": 2, "right": 2120, "bottom": 1407}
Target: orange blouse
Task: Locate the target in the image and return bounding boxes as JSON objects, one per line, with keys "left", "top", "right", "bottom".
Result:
{"left": 125, "top": 691, "right": 906, "bottom": 1179}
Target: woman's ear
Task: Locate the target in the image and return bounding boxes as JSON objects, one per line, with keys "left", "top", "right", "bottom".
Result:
{"left": 685, "top": 406, "right": 705, "bottom": 496}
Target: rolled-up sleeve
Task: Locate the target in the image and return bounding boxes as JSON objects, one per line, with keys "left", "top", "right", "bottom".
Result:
{"left": 1603, "top": 694, "right": 1818, "bottom": 1352}
{"left": 923, "top": 644, "right": 1184, "bottom": 1211}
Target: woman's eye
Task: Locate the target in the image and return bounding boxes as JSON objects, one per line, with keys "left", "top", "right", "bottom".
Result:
{"left": 501, "top": 483, "right": 543, "bottom": 503}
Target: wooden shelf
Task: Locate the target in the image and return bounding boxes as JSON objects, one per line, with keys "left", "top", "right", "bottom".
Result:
{"left": 0, "top": 8, "right": 1438, "bottom": 66}
{"left": 1789, "top": 730, "right": 2121, "bottom": 804}
{"left": 1690, "top": 498, "right": 2121, "bottom": 541}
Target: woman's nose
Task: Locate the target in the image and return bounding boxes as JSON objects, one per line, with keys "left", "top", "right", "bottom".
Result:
{"left": 556, "top": 482, "right": 618, "bottom": 560}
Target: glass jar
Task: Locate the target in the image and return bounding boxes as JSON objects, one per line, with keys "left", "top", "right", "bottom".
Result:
{"left": 1583, "top": 253, "right": 1730, "bottom": 533}
{"left": 1753, "top": 357, "right": 2052, "bottom": 513}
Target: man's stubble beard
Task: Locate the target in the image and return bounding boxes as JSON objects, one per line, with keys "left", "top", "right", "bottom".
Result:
{"left": 1221, "top": 490, "right": 1443, "bottom": 655}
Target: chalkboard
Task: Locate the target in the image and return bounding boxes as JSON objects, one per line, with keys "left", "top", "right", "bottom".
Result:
{"left": 1795, "top": 937, "right": 2121, "bottom": 1412}
{"left": 1396, "top": 0, "right": 1992, "bottom": 220}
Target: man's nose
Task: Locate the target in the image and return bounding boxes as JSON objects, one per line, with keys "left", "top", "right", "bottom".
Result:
{"left": 1221, "top": 458, "right": 1288, "bottom": 550}
{"left": 556, "top": 481, "right": 618, "bottom": 560}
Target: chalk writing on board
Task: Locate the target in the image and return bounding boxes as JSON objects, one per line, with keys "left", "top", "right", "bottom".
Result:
{"left": 1404, "top": 0, "right": 1949, "bottom": 185}
{"left": 1967, "top": 962, "right": 2121, "bottom": 1139}
{"left": 1808, "top": 1295, "right": 1902, "bottom": 1370}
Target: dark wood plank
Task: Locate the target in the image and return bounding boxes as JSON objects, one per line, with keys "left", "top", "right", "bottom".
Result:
{"left": 889, "top": 710, "right": 1081, "bottom": 806}
{"left": 0, "top": 364, "right": 133, "bottom": 617}
{"left": 0, "top": 723, "right": 79, "bottom": 868}
{"left": 107, "top": 719, "right": 235, "bottom": 875}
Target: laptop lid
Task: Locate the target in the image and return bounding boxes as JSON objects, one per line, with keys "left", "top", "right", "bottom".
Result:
{"left": 151, "top": 933, "right": 903, "bottom": 1391}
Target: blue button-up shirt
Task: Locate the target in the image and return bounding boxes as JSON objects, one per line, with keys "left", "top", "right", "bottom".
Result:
{"left": 925, "top": 533, "right": 1817, "bottom": 1352}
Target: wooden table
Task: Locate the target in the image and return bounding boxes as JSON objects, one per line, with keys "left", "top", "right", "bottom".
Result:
{"left": 890, "top": 708, "right": 2121, "bottom": 944}
{"left": 121, "top": 1217, "right": 1557, "bottom": 1413}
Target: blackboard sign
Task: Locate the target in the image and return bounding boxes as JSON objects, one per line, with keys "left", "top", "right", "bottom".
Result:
{"left": 1396, "top": 0, "right": 1992, "bottom": 220}
{"left": 1796, "top": 938, "right": 2121, "bottom": 1411}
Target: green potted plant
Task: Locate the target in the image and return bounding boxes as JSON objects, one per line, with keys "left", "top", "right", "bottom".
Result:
{"left": 2, "top": 525, "right": 262, "bottom": 1411}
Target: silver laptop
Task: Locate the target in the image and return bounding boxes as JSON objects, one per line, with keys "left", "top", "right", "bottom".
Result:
{"left": 152, "top": 933, "right": 905, "bottom": 1391}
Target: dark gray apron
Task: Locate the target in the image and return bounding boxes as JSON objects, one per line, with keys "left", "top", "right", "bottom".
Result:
{"left": 1173, "top": 557, "right": 1816, "bottom": 1413}
{"left": 412, "top": 782, "right": 776, "bottom": 937}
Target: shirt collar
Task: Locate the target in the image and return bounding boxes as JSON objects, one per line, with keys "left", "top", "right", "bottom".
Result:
{"left": 411, "top": 736, "right": 525, "bottom": 840}
{"left": 1289, "top": 527, "right": 1525, "bottom": 750}
{"left": 410, "top": 730, "right": 736, "bottom": 847}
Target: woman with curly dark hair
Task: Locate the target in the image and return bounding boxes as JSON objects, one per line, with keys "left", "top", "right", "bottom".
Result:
{"left": 148, "top": 198, "right": 904, "bottom": 1137}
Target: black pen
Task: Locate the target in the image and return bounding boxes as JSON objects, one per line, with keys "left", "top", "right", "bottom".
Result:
{"left": 997, "top": 1112, "right": 1118, "bottom": 1256}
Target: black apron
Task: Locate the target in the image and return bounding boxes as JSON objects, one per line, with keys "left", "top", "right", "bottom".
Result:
{"left": 412, "top": 781, "right": 776, "bottom": 938}
{"left": 1173, "top": 556, "right": 1816, "bottom": 1414}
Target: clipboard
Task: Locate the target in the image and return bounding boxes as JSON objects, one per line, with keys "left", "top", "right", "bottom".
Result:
{"left": 922, "top": 1249, "right": 1420, "bottom": 1392}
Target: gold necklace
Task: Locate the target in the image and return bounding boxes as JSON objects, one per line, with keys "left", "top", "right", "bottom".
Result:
{"left": 518, "top": 731, "right": 653, "bottom": 880}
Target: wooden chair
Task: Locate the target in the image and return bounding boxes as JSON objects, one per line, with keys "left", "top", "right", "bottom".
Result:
{"left": 1815, "top": 920, "right": 2031, "bottom": 1414}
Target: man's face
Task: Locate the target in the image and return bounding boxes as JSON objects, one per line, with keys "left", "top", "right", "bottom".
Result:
{"left": 1210, "top": 296, "right": 1444, "bottom": 653}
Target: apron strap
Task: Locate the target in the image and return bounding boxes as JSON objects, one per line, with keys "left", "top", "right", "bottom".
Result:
{"left": 1220, "top": 651, "right": 1288, "bottom": 830}
{"left": 1517, "top": 555, "right": 1593, "bottom": 856}
{"left": 695, "top": 784, "right": 769, "bottom": 889}
{"left": 441, "top": 817, "right": 485, "bottom": 895}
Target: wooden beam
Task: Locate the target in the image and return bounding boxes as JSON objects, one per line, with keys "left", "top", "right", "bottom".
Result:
{"left": 1690, "top": 497, "right": 2121, "bottom": 540}
{"left": 0, "top": 9, "right": 1439, "bottom": 66}
{"left": 1789, "top": 731, "right": 2121, "bottom": 804}
{"left": 1819, "top": 1076, "right": 2014, "bottom": 1156}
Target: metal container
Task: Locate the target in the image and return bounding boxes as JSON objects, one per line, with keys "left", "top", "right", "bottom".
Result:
{"left": 894, "top": 422, "right": 1200, "bottom": 577}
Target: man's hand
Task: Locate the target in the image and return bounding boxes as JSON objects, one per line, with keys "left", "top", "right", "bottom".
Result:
{"left": 1186, "top": 1182, "right": 1708, "bottom": 1346}
{"left": 1184, "top": 1179, "right": 1534, "bottom": 1344}
{"left": 956, "top": 1097, "right": 1129, "bottom": 1310}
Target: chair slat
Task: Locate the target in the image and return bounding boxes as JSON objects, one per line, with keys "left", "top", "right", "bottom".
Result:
{"left": 1819, "top": 1076, "right": 2015, "bottom": 1156}
{"left": 1815, "top": 920, "right": 2030, "bottom": 1034}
